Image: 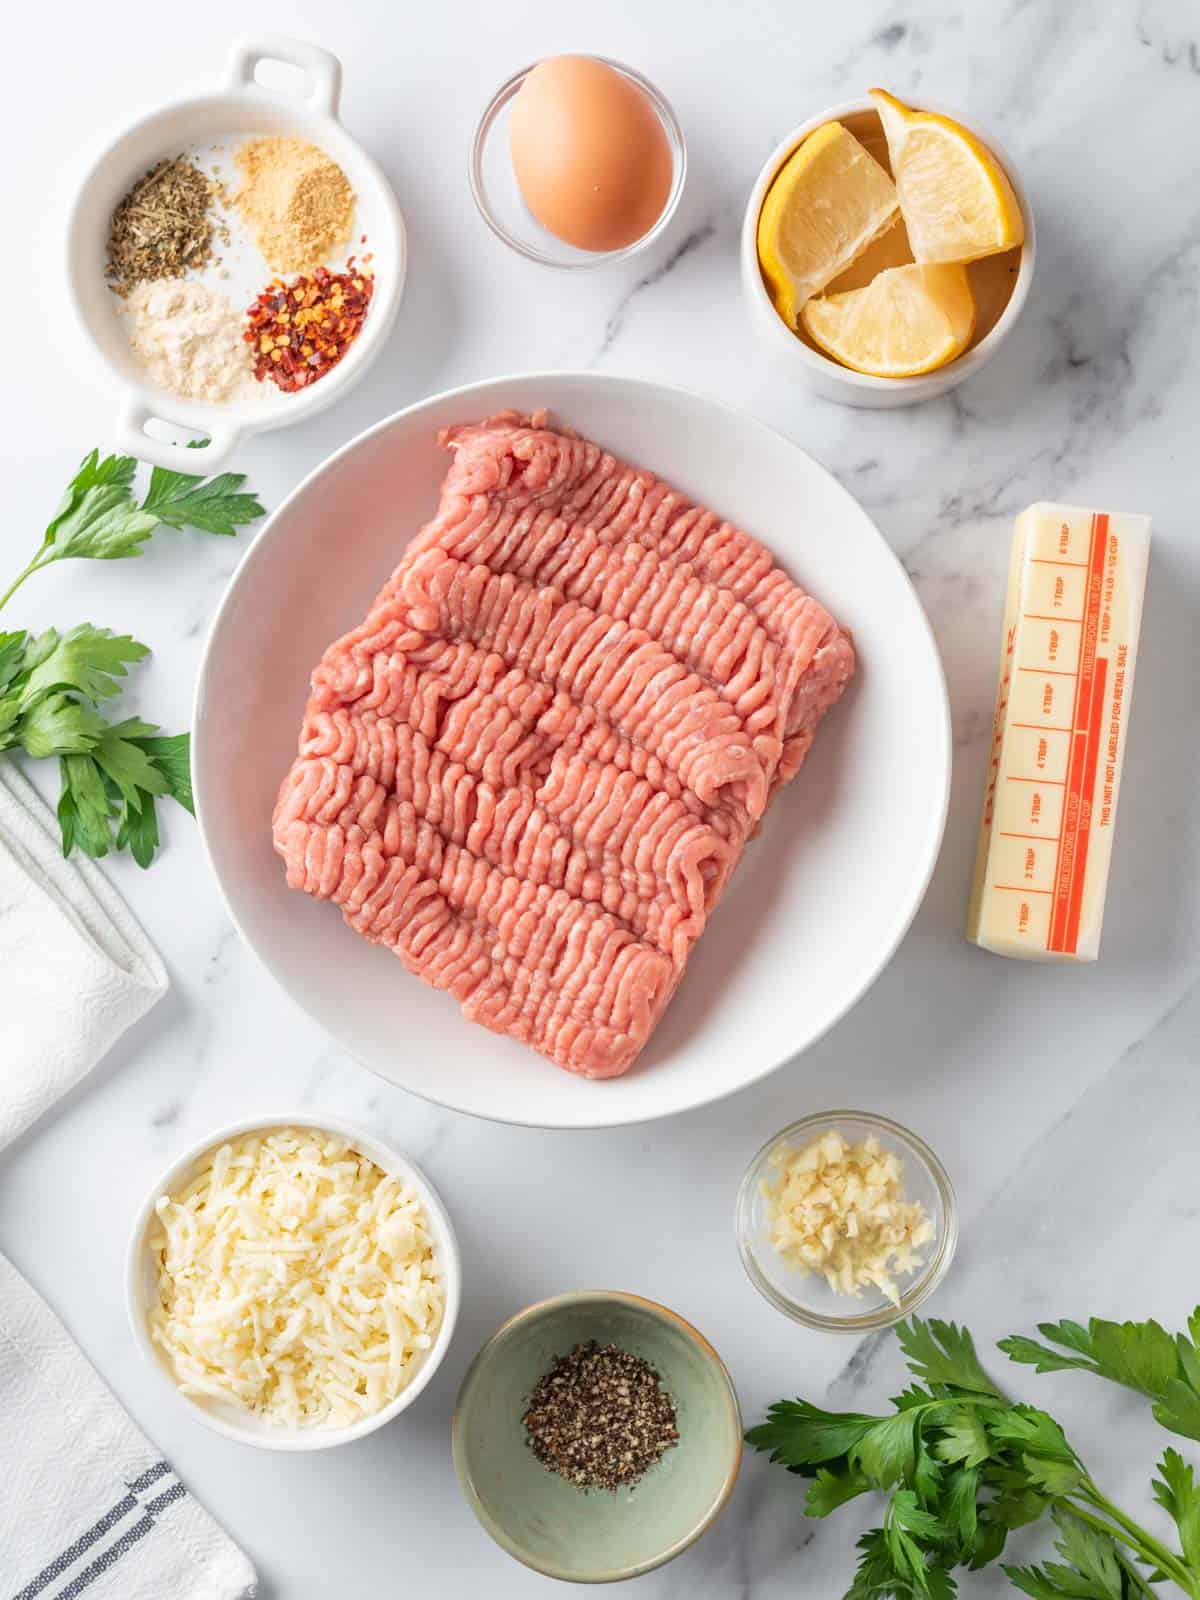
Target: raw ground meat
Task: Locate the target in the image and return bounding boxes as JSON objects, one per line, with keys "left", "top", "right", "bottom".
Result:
{"left": 273, "top": 412, "right": 856, "bottom": 1078}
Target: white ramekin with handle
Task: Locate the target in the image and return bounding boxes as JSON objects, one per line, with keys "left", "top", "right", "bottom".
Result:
{"left": 66, "top": 35, "right": 406, "bottom": 470}
{"left": 740, "top": 97, "right": 1036, "bottom": 408}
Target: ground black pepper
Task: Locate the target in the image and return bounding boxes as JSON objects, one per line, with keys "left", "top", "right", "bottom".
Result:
{"left": 522, "top": 1341, "right": 679, "bottom": 1491}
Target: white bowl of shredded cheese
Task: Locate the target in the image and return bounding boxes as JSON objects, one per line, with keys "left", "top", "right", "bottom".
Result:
{"left": 126, "top": 1114, "right": 459, "bottom": 1450}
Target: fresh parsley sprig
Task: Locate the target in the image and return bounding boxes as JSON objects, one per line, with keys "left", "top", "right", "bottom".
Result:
{"left": 748, "top": 1314, "right": 1200, "bottom": 1600}
{"left": 0, "top": 450, "right": 264, "bottom": 866}
{"left": 1001, "top": 1314, "right": 1200, "bottom": 1442}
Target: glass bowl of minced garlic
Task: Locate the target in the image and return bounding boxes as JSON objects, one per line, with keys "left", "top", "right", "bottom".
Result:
{"left": 736, "top": 1111, "right": 958, "bottom": 1331}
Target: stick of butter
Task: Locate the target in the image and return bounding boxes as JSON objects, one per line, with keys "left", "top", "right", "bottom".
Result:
{"left": 967, "top": 502, "right": 1150, "bottom": 961}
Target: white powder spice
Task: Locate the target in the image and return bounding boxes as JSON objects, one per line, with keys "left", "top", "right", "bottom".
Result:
{"left": 123, "top": 279, "right": 262, "bottom": 403}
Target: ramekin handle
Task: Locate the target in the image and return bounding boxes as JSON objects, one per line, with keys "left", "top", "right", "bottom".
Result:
{"left": 225, "top": 34, "right": 342, "bottom": 117}
{"left": 115, "top": 397, "right": 241, "bottom": 472}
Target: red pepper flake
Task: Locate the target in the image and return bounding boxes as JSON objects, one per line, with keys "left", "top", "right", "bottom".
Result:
{"left": 245, "top": 258, "right": 374, "bottom": 392}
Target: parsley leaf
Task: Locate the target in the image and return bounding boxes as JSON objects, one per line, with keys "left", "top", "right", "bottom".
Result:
{"left": 968, "top": 1515, "right": 1012, "bottom": 1572}
{"left": 115, "top": 787, "right": 161, "bottom": 869}
{"left": 986, "top": 1407, "right": 1077, "bottom": 1465}
{"left": 745, "top": 1400, "right": 881, "bottom": 1468}
{"left": 42, "top": 487, "right": 160, "bottom": 564}
{"left": 1153, "top": 1449, "right": 1200, "bottom": 1572}
{"left": 90, "top": 719, "right": 170, "bottom": 808}
{"left": 1001, "top": 1317, "right": 1178, "bottom": 1394}
{"left": 886, "top": 1491, "right": 951, "bottom": 1594}
{"left": 847, "top": 1524, "right": 959, "bottom": 1600}
{"left": 899, "top": 1320, "right": 1005, "bottom": 1396}
{"left": 1001, "top": 1321, "right": 1100, "bottom": 1375}
{"left": 855, "top": 1412, "right": 919, "bottom": 1490}
{"left": 16, "top": 629, "right": 59, "bottom": 675}
{"left": 914, "top": 1434, "right": 944, "bottom": 1507}
{"left": 985, "top": 1407, "right": 1084, "bottom": 1496}
{"left": 18, "top": 626, "right": 148, "bottom": 707}
{"left": 1001, "top": 1314, "right": 1200, "bottom": 1442}
{"left": 933, "top": 1408, "right": 992, "bottom": 1469}
{"left": 889, "top": 1489, "right": 947, "bottom": 1543}
{"left": 981, "top": 1460, "right": 1054, "bottom": 1534}
{"left": 57, "top": 449, "right": 138, "bottom": 499}
{"left": 141, "top": 467, "right": 266, "bottom": 535}
{"left": 16, "top": 693, "right": 107, "bottom": 758}
{"left": 48, "top": 729, "right": 188, "bottom": 869}
{"left": 943, "top": 1466, "right": 980, "bottom": 1556}
{"left": 5, "top": 692, "right": 192, "bottom": 867}
{"left": 805, "top": 1464, "right": 873, "bottom": 1518}
{"left": 58, "top": 754, "right": 116, "bottom": 857}
{"left": 0, "top": 630, "right": 29, "bottom": 693}
{"left": 1157, "top": 1384, "right": 1200, "bottom": 1445}
{"left": 1005, "top": 1507, "right": 1132, "bottom": 1600}
{"left": 847, "top": 1528, "right": 909, "bottom": 1600}
{"left": 38, "top": 452, "right": 139, "bottom": 551}
{"left": 130, "top": 730, "right": 193, "bottom": 813}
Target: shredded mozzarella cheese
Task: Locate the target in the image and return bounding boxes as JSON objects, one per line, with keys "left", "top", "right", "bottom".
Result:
{"left": 148, "top": 1127, "right": 444, "bottom": 1428}
{"left": 763, "top": 1130, "right": 934, "bottom": 1303}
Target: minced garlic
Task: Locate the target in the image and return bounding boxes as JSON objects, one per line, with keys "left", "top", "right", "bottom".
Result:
{"left": 763, "top": 1129, "right": 934, "bottom": 1303}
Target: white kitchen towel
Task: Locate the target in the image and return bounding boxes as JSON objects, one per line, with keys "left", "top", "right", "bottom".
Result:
{"left": 0, "top": 1251, "right": 256, "bottom": 1600}
{"left": 0, "top": 760, "right": 167, "bottom": 1151}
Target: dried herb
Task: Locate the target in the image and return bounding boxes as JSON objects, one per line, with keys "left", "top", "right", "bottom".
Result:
{"left": 106, "top": 156, "right": 218, "bottom": 297}
{"left": 523, "top": 1341, "right": 679, "bottom": 1492}
{"left": 245, "top": 261, "right": 374, "bottom": 392}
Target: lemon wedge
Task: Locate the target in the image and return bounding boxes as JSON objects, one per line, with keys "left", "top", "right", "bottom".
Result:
{"left": 756, "top": 121, "right": 899, "bottom": 327}
{"left": 869, "top": 89, "right": 1024, "bottom": 264}
{"left": 801, "top": 263, "right": 976, "bottom": 378}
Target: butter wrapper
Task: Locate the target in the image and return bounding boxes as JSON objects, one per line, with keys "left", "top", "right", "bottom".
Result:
{"left": 967, "top": 502, "right": 1150, "bottom": 961}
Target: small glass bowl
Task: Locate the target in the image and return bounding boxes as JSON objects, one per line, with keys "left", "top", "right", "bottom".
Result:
{"left": 736, "top": 1111, "right": 958, "bottom": 1333}
{"left": 469, "top": 56, "right": 687, "bottom": 270}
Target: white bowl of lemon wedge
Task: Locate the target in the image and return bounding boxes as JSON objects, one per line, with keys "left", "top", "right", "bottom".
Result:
{"left": 741, "top": 91, "right": 1035, "bottom": 408}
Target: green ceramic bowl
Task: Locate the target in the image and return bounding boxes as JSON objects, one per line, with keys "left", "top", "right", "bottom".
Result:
{"left": 452, "top": 1291, "right": 742, "bottom": 1583}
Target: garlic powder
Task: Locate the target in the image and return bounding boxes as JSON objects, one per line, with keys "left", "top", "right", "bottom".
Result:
{"left": 123, "top": 279, "right": 261, "bottom": 404}
{"left": 763, "top": 1129, "right": 934, "bottom": 1303}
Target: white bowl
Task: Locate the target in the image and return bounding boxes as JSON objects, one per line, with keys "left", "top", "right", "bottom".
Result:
{"left": 193, "top": 372, "right": 951, "bottom": 1129}
{"left": 740, "top": 97, "right": 1035, "bottom": 408}
{"left": 126, "top": 1113, "right": 461, "bottom": 1451}
{"left": 66, "top": 34, "right": 406, "bottom": 470}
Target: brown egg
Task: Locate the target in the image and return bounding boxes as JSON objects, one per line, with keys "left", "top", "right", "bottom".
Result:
{"left": 509, "top": 56, "right": 674, "bottom": 252}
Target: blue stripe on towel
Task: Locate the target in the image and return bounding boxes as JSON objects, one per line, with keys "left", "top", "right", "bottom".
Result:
{"left": 11, "top": 1494, "right": 138, "bottom": 1600}
{"left": 8, "top": 1462, "right": 186, "bottom": 1600}
{"left": 49, "top": 1514, "right": 156, "bottom": 1600}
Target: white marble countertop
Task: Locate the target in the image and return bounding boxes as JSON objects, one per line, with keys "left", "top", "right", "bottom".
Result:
{"left": 5, "top": 1, "right": 1200, "bottom": 1593}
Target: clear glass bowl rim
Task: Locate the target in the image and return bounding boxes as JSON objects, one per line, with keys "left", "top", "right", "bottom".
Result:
{"left": 735, "top": 1109, "right": 959, "bottom": 1333}
{"left": 468, "top": 54, "right": 688, "bottom": 269}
